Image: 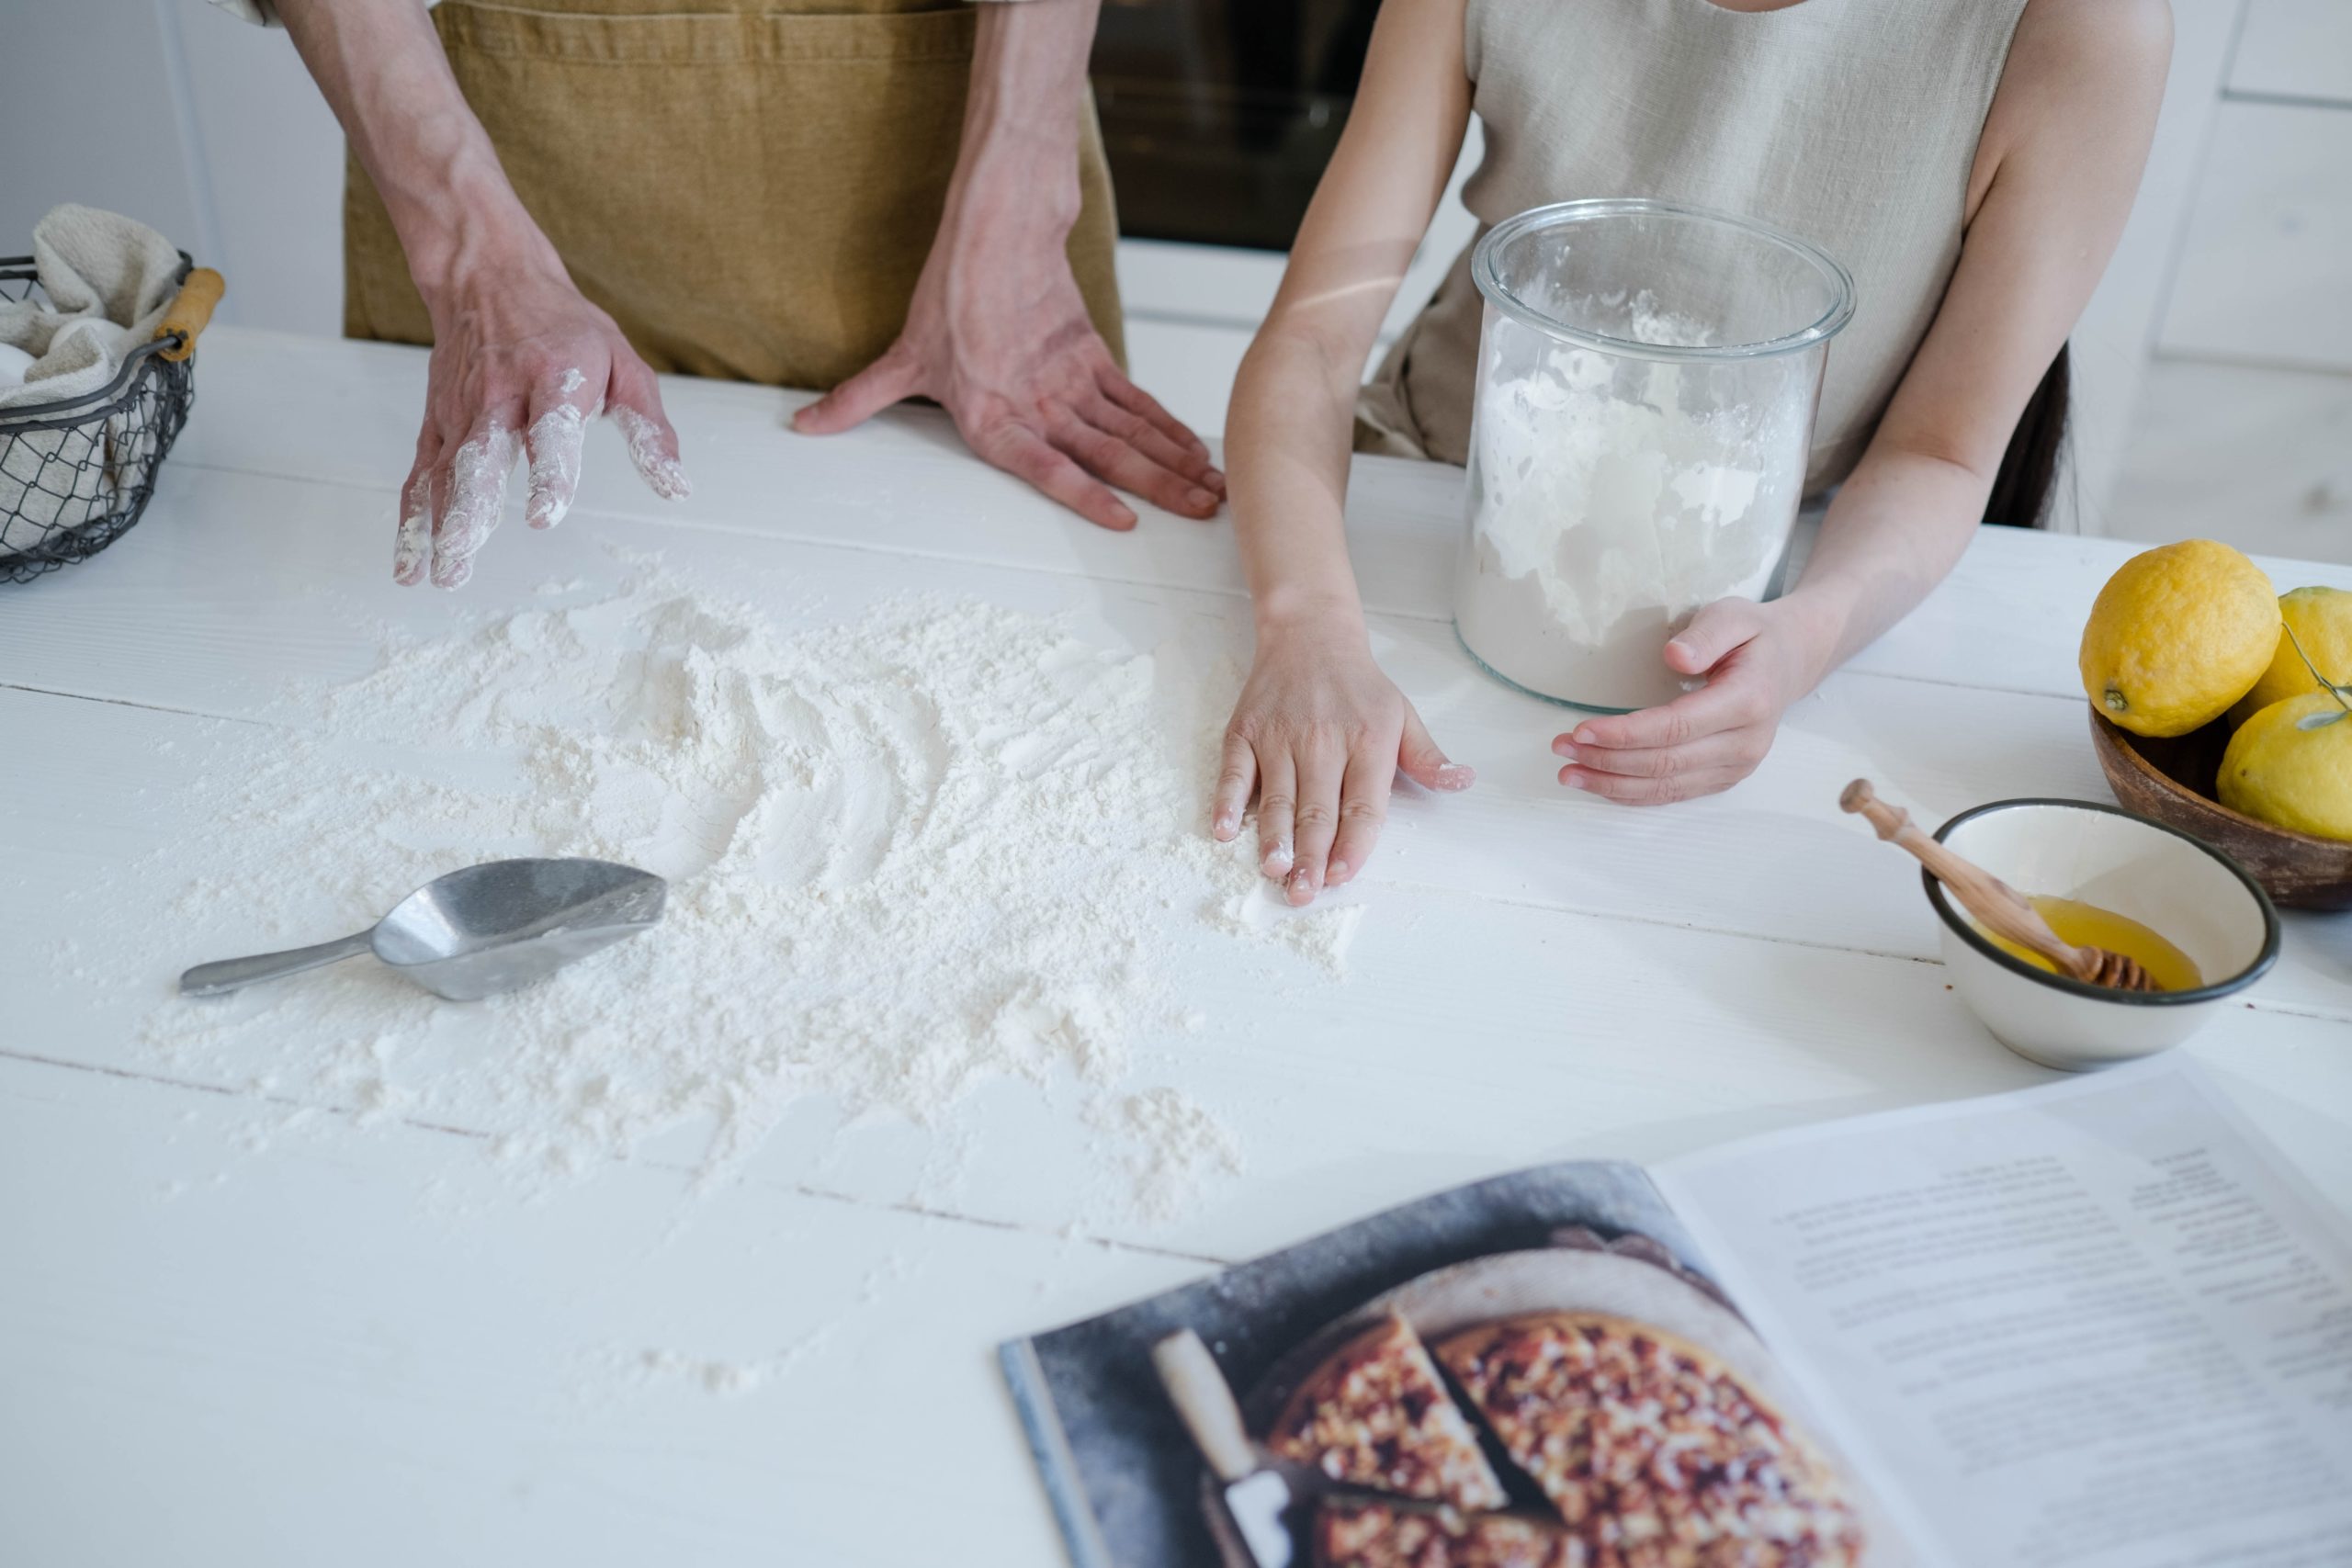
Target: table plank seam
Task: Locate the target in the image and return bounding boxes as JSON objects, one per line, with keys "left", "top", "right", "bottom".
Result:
{"left": 1370, "top": 879, "right": 1954, "bottom": 968}
{"left": 0, "top": 680, "right": 274, "bottom": 728}
{"left": 1831, "top": 668, "right": 2083, "bottom": 705}
{"left": 0, "top": 1045, "right": 1238, "bottom": 1269}
{"left": 2222, "top": 997, "right": 2352, "bottom": 1025}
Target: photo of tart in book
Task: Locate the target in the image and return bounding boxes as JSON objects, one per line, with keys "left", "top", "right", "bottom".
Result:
{"left": 1265, "top": 1312, "right": 1508, "bottom": 1509}
{"left": 1223, "top": 1239, "right": 1870, "bottom": 1568}
{"left": 1438, "top": 1313, "right": 1863, "bottom": 1566}
{"left": 1315, "top": 1496, "right": 1582, "bottom": 1568}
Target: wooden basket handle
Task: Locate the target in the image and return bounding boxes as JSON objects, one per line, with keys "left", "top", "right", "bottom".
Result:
{"left": 153, "top": 267, "right": 224, "bottom": 362}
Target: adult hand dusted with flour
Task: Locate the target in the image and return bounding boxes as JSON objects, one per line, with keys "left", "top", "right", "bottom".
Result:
{"left": 397, "top": 263, "right": 688, "bottom": 588}
{"left": 790, "top": 0, "right": 1223, "bottom": 531}
{"left": 267, "top": 0, "right": 690, "bottom": 590}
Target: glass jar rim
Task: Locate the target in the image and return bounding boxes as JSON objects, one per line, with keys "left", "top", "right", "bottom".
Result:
{"left": 1470, "top": 197, "right": 1857, "bottom": 363}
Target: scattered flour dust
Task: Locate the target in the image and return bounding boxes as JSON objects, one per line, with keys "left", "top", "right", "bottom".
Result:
{"left": 600, "top": 1332, "right": 833, "bottom": 1401}
{"left": 1114, "top": 1086, "right": 1245, "bottom": 1224}
{"left": 136, "top": 558, "right": 1355, "bottom": 1221}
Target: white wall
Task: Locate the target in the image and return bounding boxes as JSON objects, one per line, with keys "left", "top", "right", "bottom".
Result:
{"left": 2062, "top": 0, "right": 2243, "bottom": 536}
{"left": 0, "top": 0, "right": 344, "bottom": 335}
{"left": 2107, "top": 0, "right": 2352, "bottom": 560}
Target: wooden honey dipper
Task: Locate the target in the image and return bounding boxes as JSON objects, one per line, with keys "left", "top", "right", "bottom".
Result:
{"left": 1839, "top": 779, "right": 2161, "bottom": 994}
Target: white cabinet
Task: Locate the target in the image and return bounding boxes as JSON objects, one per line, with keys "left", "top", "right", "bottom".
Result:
{"left": 2229, "top": 0, "right": 2352, "bottom": 104}
{"left": 1120, "top": 314, "right": 1259, "bottom": 441}
{"left": 2159, "top": 101, "right": 2352, "bottom": 371}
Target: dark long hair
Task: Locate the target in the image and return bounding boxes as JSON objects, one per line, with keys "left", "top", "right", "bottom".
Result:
{"left": 1984, "top": 343, "right": 2070, "bottom": 529}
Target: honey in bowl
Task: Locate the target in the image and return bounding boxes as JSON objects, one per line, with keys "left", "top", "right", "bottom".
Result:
{"left": 1974, "top": 896, "right": 2202, "bottom": 992}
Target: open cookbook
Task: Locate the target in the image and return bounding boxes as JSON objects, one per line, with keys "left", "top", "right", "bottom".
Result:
{"left": 1001, "top": 1057, "right": 2352, "bottom": 1568}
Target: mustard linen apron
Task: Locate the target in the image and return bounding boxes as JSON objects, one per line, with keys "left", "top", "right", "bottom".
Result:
{"left": 342, "top": 0, "right": 1125, "bottom": 387}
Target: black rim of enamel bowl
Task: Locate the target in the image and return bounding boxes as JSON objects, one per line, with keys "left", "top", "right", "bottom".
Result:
{"left": 1924, "top": 797, "right": 2281, "bottom": 1007}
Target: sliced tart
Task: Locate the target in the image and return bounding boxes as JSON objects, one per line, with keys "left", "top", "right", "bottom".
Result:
{"left": 1314, "top": 1497, "right": 1586, "bottom": 1568}
{"left": 1435, "top": 1313, "right": 1864, "bottom": 1567}
{"left": 1266, "top": 1311, "right": 1509, "bottom": 1509}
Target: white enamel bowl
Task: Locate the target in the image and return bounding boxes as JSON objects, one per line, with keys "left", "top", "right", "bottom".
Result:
{"left": 1926, "top": 799, "right": 2279, "bottom": 1072}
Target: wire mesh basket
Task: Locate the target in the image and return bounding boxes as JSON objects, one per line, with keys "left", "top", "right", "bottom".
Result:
{"left": 0, "top": 253, "right": 220, "bottom": 584}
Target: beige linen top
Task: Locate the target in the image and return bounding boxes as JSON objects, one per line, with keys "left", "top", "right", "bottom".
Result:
{"left": 1359, "top": 0, "right": 2030, "bottom": 492}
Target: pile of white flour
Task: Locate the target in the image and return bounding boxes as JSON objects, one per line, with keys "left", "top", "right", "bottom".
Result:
{"left": 136, "top": 561, "right": 1352, "bottom": 1217}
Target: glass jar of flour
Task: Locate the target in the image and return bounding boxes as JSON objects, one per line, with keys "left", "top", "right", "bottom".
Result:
{"left": 1454, "top": 199, "right": 1853, "bottom": 712}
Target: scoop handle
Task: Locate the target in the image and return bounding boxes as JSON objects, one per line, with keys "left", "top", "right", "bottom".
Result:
{"left": 180, "top": 930, "right": 374, "bottom": 998}
{"left": 1838, "top": 780, "right": 2095, "bottom": 981}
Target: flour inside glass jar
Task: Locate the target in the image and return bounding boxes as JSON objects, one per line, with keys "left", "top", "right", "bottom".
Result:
{"left": 1453, "top": 298, "right": 1809, "bottom": 712}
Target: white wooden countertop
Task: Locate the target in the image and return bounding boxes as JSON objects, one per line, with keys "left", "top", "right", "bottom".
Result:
{"left": 4, "top": 328, "right": 2348, "bottom": 1567}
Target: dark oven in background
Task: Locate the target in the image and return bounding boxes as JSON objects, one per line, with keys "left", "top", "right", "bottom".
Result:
{"left": 1091, "top": 0, "right": 1381, "bottom": 252}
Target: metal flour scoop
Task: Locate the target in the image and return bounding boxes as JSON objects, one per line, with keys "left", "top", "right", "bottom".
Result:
{"left": 180, "top": 858, "right": 667, "bottom": 1002}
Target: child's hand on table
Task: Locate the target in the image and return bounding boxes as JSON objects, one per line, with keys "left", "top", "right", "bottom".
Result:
{"left": 1552, "top": 596, "right": 1829, "bottom": 806}
{"left": 1214, "top": 622, "right": 1475, "bottom": 907}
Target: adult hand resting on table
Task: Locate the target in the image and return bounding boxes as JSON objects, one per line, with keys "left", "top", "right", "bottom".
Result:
{"left": 790, "top": 0, "right": 1223, "bottom": 531}
{"left": 271, "top": 0, "right": 692, "bottom": 590}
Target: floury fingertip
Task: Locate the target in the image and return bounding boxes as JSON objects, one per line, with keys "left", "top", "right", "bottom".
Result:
{"left": 615, "top": 406, "right": 692, "bottom": 501}
{"left": 431, "top": 423, "right": 517, "bottom": 590}
{"left": 392, "top": 505, "right": 430, "bottom": 586}
{"left": 526, "top": 403, "right": 586, "bottom": 529}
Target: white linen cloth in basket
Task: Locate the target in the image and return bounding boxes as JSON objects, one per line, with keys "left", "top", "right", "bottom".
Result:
{"left": 0, "top": 205, "right": 188, "bottom": 553}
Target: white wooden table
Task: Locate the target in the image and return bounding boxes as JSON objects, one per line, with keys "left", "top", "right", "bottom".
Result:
{"left": 5, "top": 328, "right": 2348, "bottom": 1567}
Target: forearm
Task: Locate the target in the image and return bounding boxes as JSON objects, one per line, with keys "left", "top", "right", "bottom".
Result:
{"left": 270, "top": 0, "right": 559, "bottom": 305}
{"left": 1779, "top": 445, "right": 1990, "bottom": 682}
{"left": 1217, "top": 0, "right": 1467, "bottom": 647}
{"left": 941, "top": 0, "right": 1102, "bottom": 249}
{"left": 1227, "top": 324, "right": 1371, "bottom": 639}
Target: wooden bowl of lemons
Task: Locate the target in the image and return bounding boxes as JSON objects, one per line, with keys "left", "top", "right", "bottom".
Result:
{"left": 2090, "top": 712, "right": 2352, "bottom": 910}
{"left": 2082, "top": 552, "right": 2352, "bottom": 910}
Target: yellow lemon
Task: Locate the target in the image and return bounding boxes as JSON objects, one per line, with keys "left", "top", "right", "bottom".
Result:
{"left": 2228, "top": 585, "right": 2352, "bottom": 728}
{"left": 2078, "top": 540, "right": 2278, "bottom": 738}
{"left": 2218, "top": 692, "right": 2352, "bottom": 842}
